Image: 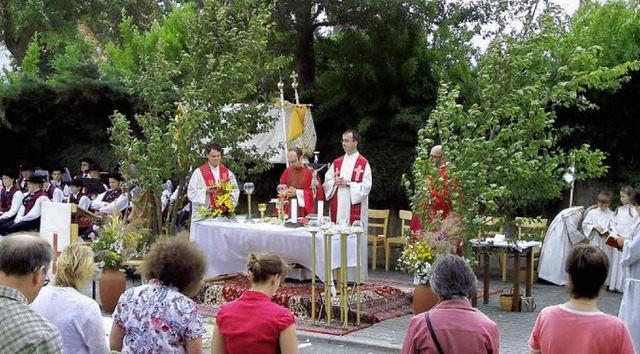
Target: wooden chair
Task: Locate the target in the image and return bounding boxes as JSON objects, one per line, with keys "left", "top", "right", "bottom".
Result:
{"left": 367, "top": 209, "right": 390, "bottom": 271}
{"left": 516, "top": 217, "right": 548, "bottom": 286}
{"left": 384, "top": 210, "right": 412, "bottom": 271}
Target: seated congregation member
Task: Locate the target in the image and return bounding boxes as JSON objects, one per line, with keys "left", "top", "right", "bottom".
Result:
{"left": 0, "top": 234, "right": 63, "bottom": 352}
{"left": 401, "top": 255, "right": 499, "bottom": 354}
{"left": 0, "top": 175, "right": 50, "bottom": 236}
{"left": 529, "top": 244, "right": 635, "bottom": 353}
{"left": 0, "top": 169, "right": 24, "bottom": 229}
{"left": 90, "top": 172, "right": 128, "bottom": 215}
{"left": 279, "top": 147, "right": 324, "bottom": 217}
{"left": 77, "top": 157, "right": 94, "bottom": 179}
{"left": 43, "top": 176, "right": 64, "bottom": 203}
{"left": 49, "top": 167, "right": 70, "bottom": 196}
{"left": 110, "top": 238, "right": 206, "bottom": 353}
{"left": 212, "top": 252, "right": 298, "bottom": 354}
{"left": 31, "top": 244, "right": 109, "bottom": 354}
{"left": 17, "top": 162, "right": 35, "bottom": 192}
{"left": 67, "top": 178, "right": 92, "bottom": 209}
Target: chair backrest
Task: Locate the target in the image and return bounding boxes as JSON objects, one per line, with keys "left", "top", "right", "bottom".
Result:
{"left": 516, "top": 217, "right": 548, "bottom": 240}
{"left": 478, "top": 216, "right": 504, "bottom": 238}
{"left": 368, "top": 209, "right": 390, "bottom": 237}
{"left": 399, "top": 210, "right": 412, "bottom": 235}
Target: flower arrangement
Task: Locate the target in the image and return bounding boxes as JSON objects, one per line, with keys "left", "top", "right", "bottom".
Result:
{"left": 196, "top": 180, "right": 236, "bottom": 219}
{"left": 397, "top": 215, "right": 462, "bottom": 284}
{"left": 91, "top": 214, "right": 150, "bottom": 269}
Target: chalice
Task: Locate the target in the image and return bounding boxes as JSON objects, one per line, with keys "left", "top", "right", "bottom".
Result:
{"left": 276, "top": 184, "right": 289, "bottom": 224}
{"left": 243, "top": 182, "right": 255, "bottom": 221}
{"left": 258, "top": 203, "right": 267, "bottom": 222}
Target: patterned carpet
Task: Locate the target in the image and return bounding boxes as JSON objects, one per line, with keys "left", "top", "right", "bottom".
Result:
{"left": 195, "top": 275, "right": 413, "bottom": 335}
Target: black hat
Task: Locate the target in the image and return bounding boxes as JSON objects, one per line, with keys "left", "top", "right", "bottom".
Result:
{"left": 70, "top": 178, "right": 84, "bottom": 188}
{"left": 88, "top": 164, "right": 102, "bottom": 172}
{"left": 78, "top": 157, "right": 94, "bottom": 164}
{"left": 20, "top": 163, "right": 35, "bottom": 172}
{"left": 108, "top": 172, "right": 124, "bottom": 182}
{"left": 25, "top": 175, "right": 45, "bottom": 185}
{"left": 1, "top": 169, "right": 16, "bottom": 178}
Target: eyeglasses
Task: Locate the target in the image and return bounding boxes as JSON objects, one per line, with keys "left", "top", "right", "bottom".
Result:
{"left": 43, "top": 275, "right": 50, "bottom": 286}
{"left": 429, "top": 154, "right": 442, "bottom": 159}
{"left": 341, "top": 139, "right": 353, "bottom": 143}
{"left": 33, "top": 265, "right": 50, "bottom": 286}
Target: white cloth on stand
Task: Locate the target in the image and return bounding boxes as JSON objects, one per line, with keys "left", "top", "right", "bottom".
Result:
{"left": 538, "top": 206, "right": 585, "bottom": 286}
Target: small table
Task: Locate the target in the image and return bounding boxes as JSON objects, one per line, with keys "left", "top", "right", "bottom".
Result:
{"left": 471, "top": 239, "right": 541, "bottom": 312}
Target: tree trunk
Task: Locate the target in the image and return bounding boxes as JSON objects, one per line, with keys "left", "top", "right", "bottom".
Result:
{"left": 294, "top": 7, "right": 316, "bottom": 88}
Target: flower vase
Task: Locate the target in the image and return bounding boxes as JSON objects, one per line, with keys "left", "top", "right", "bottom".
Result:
{"left": 99, "top": 268, "right": 126, "bottom": 314}
{"left": 412, "top": 279, "right": 438, "bottom": 314}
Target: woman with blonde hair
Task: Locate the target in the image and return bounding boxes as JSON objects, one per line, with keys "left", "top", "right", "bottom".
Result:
{"left": 31, "top": 243, "right": 109, "bottom": 354}
{"left": 212, "top": 252, "right": 298, "bottom": 354}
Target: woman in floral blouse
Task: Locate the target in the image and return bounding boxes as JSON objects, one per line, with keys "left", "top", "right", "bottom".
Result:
{"left": 110, "top": 237, "right": 206, "bottom": 354}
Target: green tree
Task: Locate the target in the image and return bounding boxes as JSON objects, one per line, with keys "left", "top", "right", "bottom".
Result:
{"left": 110, "top": 0, "right": 287, "bottom": 234}
{"left": 410, "top": 7, "right": 640, "bottom": 241}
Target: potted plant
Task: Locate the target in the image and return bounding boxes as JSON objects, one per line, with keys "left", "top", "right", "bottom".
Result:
{"left": 91, "top": 214, "right": 149, "bottom": 314}
{"left": 397, "top": 215, "right": 462, "bottom": 314}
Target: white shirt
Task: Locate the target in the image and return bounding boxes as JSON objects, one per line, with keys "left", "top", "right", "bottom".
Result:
{"left": 30, "top": 286, "right": 109, "bottom": 354}
{"left": 91, "top": 190, "right": 128, "bottom": 215}
{"left": 15, "top": 194, "right": 50, "bottom": 222}
{"left": 0, "top": 190, "right": 24, "bottom": 220}
{"left": 71, "top": 192, "right": 92, "bottom": 210}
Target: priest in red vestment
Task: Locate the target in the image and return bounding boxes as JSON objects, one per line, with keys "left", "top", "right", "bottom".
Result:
{"left": 279, "top": 147, "right": 324, "bottom": 217}
{"left": 410, "top": 145, "right": 453, "bottom": 232}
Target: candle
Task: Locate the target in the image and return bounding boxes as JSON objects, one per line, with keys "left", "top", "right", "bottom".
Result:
{"left": 318, "top": 201, "right": 324, "bottom": 219}
{"left": 291, "top": 199, "right": 298, "bottom": 222}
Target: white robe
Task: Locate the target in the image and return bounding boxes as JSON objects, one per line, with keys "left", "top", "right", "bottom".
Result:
{"left": 538, "top": 206, "right": 585, "bottom": 285}
{"left": 584, "top": 207, "right": 615, "bottom": 283}
{"left": 323, "top": 151, "right": 372, "bottom": 282}
{"left": 187, "top": 164, "right": 239, "bottom": 219}
{"left": 610, "top": 204, "right": 638, "bottom": 291}
{"left": 618, "top": 220, "right": 640, "bottom": 352}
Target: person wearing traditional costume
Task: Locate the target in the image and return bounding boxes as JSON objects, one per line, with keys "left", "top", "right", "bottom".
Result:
{"left": 17, "top": 163, "right": 34, "bottom": 192}
{"left": 90, "top": 172, "right": 128, "bottom": 215}
{"left": 279, "top": 147, "right": 324, "bottom": 217}
{"left": 323, "top": 129, "right": 372, "bottom": 282}
{"left": 610, "top": 186, "right": 638, "bottom": 292}
{"left": 187, "top": 144, "right": 239, "bottom": 221}
{"left": 67, "top": 179, "right": 91, "bottom": 210}
{"left": 0, "top": 175, "right": 50, "bottom": 235}
{"left": 0, "top": 169, "right": 24, "bottom": 230}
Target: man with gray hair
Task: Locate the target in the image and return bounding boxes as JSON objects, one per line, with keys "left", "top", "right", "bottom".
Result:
{"left": 0, "top": 234, "right": 63, "bottom": 352}
{"left": 401, "top": 255, "right": 499, "bottom": 353}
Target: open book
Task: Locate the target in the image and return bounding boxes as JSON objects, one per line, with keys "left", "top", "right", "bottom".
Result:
{"left": 597, "top": 229, "right": 623, "bottom": 251}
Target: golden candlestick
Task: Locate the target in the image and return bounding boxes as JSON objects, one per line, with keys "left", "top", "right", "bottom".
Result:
{"left": 324, "top": 232, "right": 332, "bottom": 326}
{"left": 309, "top": 229, "right": 318, "bottom": 324}
{"left": 340, "top": 231, "right": 349, "bottom": 329}
{"left": 355, "top": 229, "right": 362, "bottom": 325}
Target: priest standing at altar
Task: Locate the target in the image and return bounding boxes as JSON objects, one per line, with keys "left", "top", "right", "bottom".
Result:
{"left": 280, "top": 147, "right": 324, "bottom": 217}
{"left": 323, "top": 129, "right": 372, "bottom": 281}
{"left": 187, "top": 144, "right": 240, "bottom": 221}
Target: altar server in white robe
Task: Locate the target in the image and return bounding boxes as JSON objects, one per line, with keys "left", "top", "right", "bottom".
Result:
{"left": 610, "top": 186, "right": 638, "bottom": 292}
{"left": 616, "top": 191, "right": 640, "bottom": 352}
{"left": 187, "top": 144, "right": 239, "bottom": 222}
{"left": 583, "top": 191, "right": 615, "bottom": 283}
{"left": 538, "top": 206, "right": 585, "bottom": 285}
{"left": 324, "top": 129, "right": 372, "bottom": 282}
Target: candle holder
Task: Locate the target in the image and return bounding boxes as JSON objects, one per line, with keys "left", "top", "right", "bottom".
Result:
{"left": 243, "top": 182, "right": 255, "bottom": 222}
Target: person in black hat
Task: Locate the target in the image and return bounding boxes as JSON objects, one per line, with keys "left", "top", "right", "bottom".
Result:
{"left": 0, "top": 169, "right": 24, "bottom": 228}
{"left": 0, "top": 175, "right": 50, "bottom": 235}
{"left": 77, "top": 157, "right": 94, "bottom": 179}
{"left": 17, "top": 163, "right": 35, "bottom": 192}
{"left": 90, "top": 172, "right": 128, "bottom": 215}
{"left": 84, "top": 164, "right": 107, "bottom": 199}
{"left": 67, "top": 179, "right": 91, "bottom": 210}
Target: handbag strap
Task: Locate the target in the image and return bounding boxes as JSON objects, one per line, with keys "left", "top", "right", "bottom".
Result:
{"left": 424, "top": 312, "right": 445, "bottom": 354}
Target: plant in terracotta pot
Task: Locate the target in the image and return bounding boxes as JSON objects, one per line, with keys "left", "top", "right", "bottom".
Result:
{"left": 398, "top": 215, "right": 462, "bottom": 314}
{"left": 91, "top": 214, "right": 148, "bottom": 314}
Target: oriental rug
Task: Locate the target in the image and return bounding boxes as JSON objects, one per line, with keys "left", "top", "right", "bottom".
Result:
{"left": 195, "top": 275, "right": 413, "bottom": 335}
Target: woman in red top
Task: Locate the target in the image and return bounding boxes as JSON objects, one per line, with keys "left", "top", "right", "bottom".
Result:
{"left": 212, "top": 252, "right": 298, "bottom": 354}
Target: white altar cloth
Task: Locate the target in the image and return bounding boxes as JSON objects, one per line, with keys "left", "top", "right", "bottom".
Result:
{"left": 190, "top": 220, "right": 366, "bottom": 283}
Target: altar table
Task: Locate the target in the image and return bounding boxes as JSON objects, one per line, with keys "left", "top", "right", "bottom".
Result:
{"left": 190, "top": 220, "right": 368, "bottom": 283}
{"left": 471, "top": 239, "right": 542, "bottom": 312}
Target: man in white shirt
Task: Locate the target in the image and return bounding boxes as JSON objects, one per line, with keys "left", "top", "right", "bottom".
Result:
{"left": 187, "top": 144, "right": 240, "bottom": 220}
{"left": 90, "top": 172, "right": 128, "bottom": 216}
{"left": 0, "top": 175, "right": 50, "bottom": 235}
{"left": 0, "top": 170, "right": 24, "bottom": 228}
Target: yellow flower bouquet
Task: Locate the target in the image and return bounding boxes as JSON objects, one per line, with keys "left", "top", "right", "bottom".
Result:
{"left": 196, "top": 180, "right": 236, "bottom": 219}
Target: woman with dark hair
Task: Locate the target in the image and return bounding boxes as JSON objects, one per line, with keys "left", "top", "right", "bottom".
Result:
{"left": 529, "top": 244, "right": 634, "bottom": 353}
{"left": 401, "top": 254, "right": 499, "bottom": 354}
{"left": 31, "top": 244, "right": 108, "bottom": 354}
{"left": 109, "top": 238, "right": 207, "bottom": 353}
{"left": 212, "top": 252, "right": 298, "bottom": 354}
